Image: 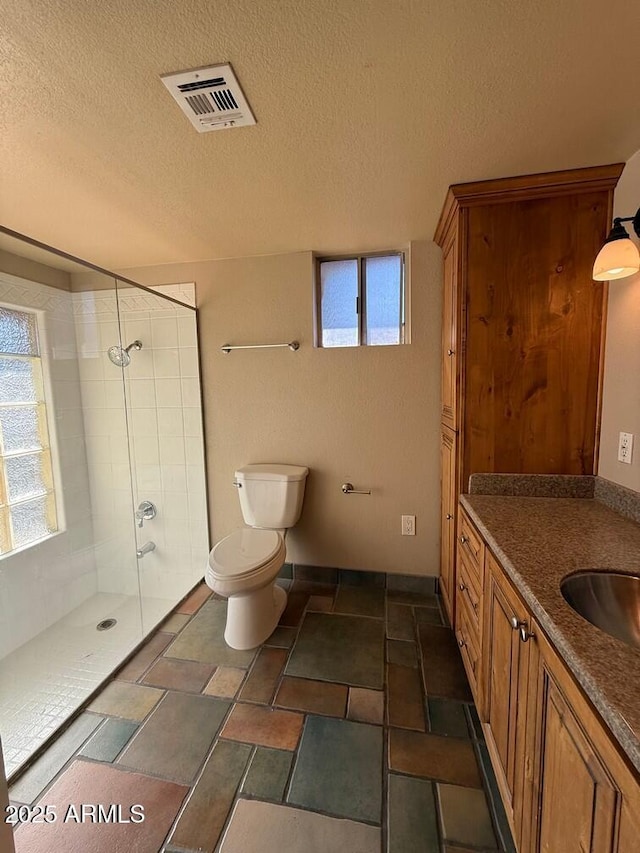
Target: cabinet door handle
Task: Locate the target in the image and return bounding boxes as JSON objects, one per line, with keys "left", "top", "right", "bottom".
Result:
{"left": 460, "top": 582, "right": 478, "bottom": 612}
{"left": 510, "top": 616, "right": 534, "bottom": 642}
{"left": 447, "top": 348, "right": 455, "bottom": 356}
{"left": 519, "top": 625, "right": 535, "bottom": 643}
{"left": 446, "top": 513, "right": 453, "bottom": 520}
{"left": 458, "top": 636, "right": 466, "bottom": 648}
{"left": 459, "top": 534, "right": 474, "bottom": 555}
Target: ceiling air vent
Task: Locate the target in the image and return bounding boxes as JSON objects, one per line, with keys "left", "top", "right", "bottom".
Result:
{"left": 161, "top": 63, "right": 256, "bottom": 132}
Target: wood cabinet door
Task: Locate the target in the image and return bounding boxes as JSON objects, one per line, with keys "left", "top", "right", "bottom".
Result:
{"left": 455, "top": 585, "right": 482, "bottom": 705}
{"left": 482, "top": 553, "right": 532, "bottom": 840}
{"left": 441, "top": 229, "right": 458, "bottom": 430}
{"left": 463, "top": 191, "right": 608, "bottom": 483}
{"left": 526, "top": 631, "right": 620, "bottom": 853}
{"left": 439, "top": 427, "right": 457, "bottom": 625}
{"left": 618, "top": 787, "right": 640, "bottom": 853}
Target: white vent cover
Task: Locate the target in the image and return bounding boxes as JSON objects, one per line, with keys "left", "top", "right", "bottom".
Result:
{"left": 161, "top": 63, "right": 256, "bottom": 132}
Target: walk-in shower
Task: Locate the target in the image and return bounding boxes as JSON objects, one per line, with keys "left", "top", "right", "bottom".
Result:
{"left": 0, "top": 229, "right": 209, "bottom": 781}
{"left": 107, "top": 339, "right": 142, "bottom": 367}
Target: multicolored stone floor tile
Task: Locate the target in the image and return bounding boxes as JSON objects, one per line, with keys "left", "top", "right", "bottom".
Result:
{"left": 218, "top": 799, "right": 381, "bottom": 853}
{"left": 285, "top": 612, "right": 384, "bottom": 688}
{"left": 288, "top": 715, "right": 383, "bottom": 822}
{"left": 8, "top": 579, "right": 515, "bottom": 853}
{"left": 14, "top": 760, "right": 188, "bottom": 852}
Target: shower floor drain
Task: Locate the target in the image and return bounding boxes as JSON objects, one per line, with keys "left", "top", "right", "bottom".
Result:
{"left": 96, "top": 619, "right": 117, "bottom": 631}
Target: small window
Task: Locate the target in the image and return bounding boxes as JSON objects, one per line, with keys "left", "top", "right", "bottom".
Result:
{"left": 316, "top": 252, "right": 405, "bottom": 347}
{"left": 0, "top": 306, "right": 59, "bottom": 556}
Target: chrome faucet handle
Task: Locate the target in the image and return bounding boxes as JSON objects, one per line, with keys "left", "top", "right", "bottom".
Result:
{"left": 135, "top": 500, "right": 157, "bottom": 528}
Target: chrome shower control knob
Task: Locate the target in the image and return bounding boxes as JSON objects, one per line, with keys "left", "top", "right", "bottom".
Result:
{"left": 135, "top": 500, "right": 157, "bottom": 528}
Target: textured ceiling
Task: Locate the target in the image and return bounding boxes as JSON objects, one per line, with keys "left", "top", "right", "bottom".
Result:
{"left": 1, "top": 0, "right": 639, "bottom": 269}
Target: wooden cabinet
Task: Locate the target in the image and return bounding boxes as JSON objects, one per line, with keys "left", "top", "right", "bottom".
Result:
{"left": 482, "top": 549, "right": 533, "bottom": 842}
{"left": 531, "top": 671, "right": 617, "bottom": 852}
{"left": 439, "top": 427, "right": 457, "bottom": 623}
{"left": 441, "top": 229, "right": 459, "bottom": 431}
{"left": 454, "top": 508, "right": 485, "bottom": 710}
{"left": 455, "top": 586, "right": 482, "bottom": 702}
{"left": 455, "top": 509, "right": 640, "bottom": 853}
{"left": 435, "top": 165, "right": 622, "bottom": 619}
{"left": 524, "top": 625, "right": 640, "bottom": 853}
{"left": 463, "top": 191, "right": 609, "bottom": 480}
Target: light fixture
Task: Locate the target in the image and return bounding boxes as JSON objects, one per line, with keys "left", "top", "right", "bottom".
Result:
{"left": 593, "top": 208, "right": 640, "bottom": 281}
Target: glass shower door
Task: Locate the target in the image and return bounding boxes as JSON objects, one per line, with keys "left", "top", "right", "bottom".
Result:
{"left": 115, "top": 279, "right": 209, "bottom": 635}
{"left": 0, "top": 246, "right": 143, "bottom": 780}
{"left": 82, "top": 281, "right": 145, "bottom": 644}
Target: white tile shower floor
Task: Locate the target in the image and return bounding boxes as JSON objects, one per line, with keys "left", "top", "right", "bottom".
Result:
{"left": 0, "top": 592, "right": 174, "bottom": 778}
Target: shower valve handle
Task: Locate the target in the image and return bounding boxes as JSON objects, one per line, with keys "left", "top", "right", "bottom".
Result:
{"left": 135, "top": 500, "right": 157, "bottom": 528}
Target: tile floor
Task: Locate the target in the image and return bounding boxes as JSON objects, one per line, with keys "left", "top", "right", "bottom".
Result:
{"left": 8, "top": 576, "right": 516, "bottom": 853}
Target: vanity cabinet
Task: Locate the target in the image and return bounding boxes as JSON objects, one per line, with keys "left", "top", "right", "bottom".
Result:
{"left": 435, "top": 164, "right": 622, "bottom": 626}
{"left": 454, "top": 507, "right": 485, "bottom": 707}
{"left": 482, "top": 550, "right": 533, "bottom": 841}
{"left": 453, "top": 506, "right": 640, "bottom": 853}
{"left": 525, "top": 630, "right": 617, "bottom": 853}
{"left": 524, "top": 625, "right": 640, "bottom": 853}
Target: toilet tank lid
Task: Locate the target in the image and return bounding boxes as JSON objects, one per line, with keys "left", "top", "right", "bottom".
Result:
{"left": 235, "top": 464, "right": 309, "bottom": 482}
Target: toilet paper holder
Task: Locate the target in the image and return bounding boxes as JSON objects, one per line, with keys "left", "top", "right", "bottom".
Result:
{"left": 341, "top": 482, "right": 371, "bottom": 495}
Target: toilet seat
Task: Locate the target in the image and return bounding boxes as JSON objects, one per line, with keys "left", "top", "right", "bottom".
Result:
{"left": 208, "top": 528, "right": 284, "bottom": 580}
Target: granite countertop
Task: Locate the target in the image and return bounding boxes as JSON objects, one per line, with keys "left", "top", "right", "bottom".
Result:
{"left": 460, "top": 492, "right": 640, "bottom": 774}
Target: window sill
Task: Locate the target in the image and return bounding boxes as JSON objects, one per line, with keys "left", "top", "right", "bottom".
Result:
{"left": 0, "top": 529, "right": 64, "bottom": 562}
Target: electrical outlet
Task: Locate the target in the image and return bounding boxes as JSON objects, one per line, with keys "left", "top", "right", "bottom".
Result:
{"left": 402, "top": 515, "right": 416, "bottom": 536}
{"left": 618, "top": 432, "right": 634, "bottom": 464}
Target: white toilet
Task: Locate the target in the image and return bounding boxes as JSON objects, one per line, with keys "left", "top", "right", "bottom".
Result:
{"left": 205, "top": 463, "right": 309, "bottom": 650}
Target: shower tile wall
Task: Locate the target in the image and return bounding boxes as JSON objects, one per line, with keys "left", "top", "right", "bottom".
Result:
{"left": 120, "top": 284, "right": 208, "bottom": 611}
{"left": 73, "top": 285, "right": 208, "bottom": 622}
{"left": 0, "top": 274, "right": 96, "bottom": 658}
{"left": 72, "top": 290, "right": 137, "bottom": 601}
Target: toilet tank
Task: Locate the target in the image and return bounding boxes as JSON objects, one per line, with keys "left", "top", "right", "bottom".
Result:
{"left": 235, "top": 464, "right": 309, "bottom": 529}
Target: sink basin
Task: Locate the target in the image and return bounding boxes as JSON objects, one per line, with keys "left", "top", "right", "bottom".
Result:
{"left": 561, "top": 571, "right": 640, "bottom": 650}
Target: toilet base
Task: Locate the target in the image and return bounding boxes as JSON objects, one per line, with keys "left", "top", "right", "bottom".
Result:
{"left": 224, "top": 582, "right": 287, "bottom": 650}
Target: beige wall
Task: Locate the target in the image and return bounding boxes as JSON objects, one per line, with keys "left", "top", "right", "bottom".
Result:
{"left": 0, "top": 249, "right": 70, "bottom": 291}
{"left": 599, "top": 151, "right": 640, "bottom": 492}
{"left": 122, "top": 241, "right": 441, "bottom": 576}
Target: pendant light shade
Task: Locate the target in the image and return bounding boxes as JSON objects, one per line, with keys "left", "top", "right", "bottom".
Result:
{"left": 593, "top": 209, "right": 640, "bottom": 281}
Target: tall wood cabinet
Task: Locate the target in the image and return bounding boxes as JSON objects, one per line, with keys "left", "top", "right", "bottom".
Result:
{"left": 435, "top": 164, "right": 623, "bottom": 625}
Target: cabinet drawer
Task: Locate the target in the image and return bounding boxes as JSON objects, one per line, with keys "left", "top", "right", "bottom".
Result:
{"left": 456, "top": 593, "right": 481, "bottom": 698}
{"left": 458, "top": 552, "right": 482, "bottom": 637}
{"left": 458, "top": 509, "right": 484, "bottom": 581}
